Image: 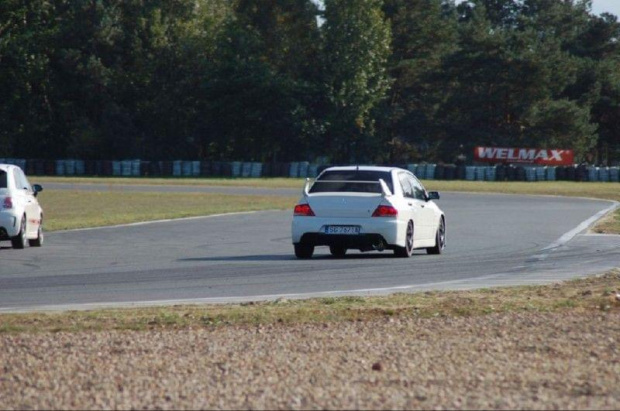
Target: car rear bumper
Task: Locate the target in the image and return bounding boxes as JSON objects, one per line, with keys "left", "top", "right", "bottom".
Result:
{"left": 292, "top": 217, "right": 405, "bottom": 248}
{"left": 0, "top": 212, "right": 19, "bottom": 239}
{"left": 298, "top": 233, "right": 393, "bottom": 251}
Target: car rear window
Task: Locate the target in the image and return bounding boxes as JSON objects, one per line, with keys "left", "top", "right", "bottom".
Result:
{"left": 310, "top": 170, "right": 394, "bottom": 194}
{"left": 0, "top": 171, "right": 6, "bottom": 189}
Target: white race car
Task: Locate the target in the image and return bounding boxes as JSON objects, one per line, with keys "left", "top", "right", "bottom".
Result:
{"left": 291, "top": 166, "right": 445, "bottom": 259}
{"left": 0, "top": 164, "right": 44, "bottom": 249}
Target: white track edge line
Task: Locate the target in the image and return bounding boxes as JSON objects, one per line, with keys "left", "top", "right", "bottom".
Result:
{"left": 0, "top": 271, "right": 526, "bottom": 313}
{"left": 541, "top": 201, "right": 619, "bottom": 251}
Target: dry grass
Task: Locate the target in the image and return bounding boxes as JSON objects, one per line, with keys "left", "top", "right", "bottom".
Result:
{"left": 37, "top": 191, "right": 297, "bottom": 231}
{"left": 36, "top": 178, "right": 619, "bottom": 233}
{"left": 421, "top": 181, "right": 620, "bottom": 234}
{"left": 36, "top": 177, "right": 620, "bottom": 202}
{"left": 591, "top": 208, "right": 620, "bottom": 234}
{"left": 422, "top": 181, "right": 620, "bottom": 234}
{"left": 35, "top": 176, "right": 304, "bottom": 189}
{"left": 422, "top": 180, "right": 620, "bottom": 202}
{"left": 1, "top": 270, "right": 618, "bottom": 334}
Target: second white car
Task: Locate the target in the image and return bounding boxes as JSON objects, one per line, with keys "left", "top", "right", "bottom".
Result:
{"left": 0, "top": 164, "right": 44, "bottom": 249}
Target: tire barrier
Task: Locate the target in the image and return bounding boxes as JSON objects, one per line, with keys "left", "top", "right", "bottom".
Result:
{"left": 416, "top": 164, "right": 427, "bottom": 179}
{"left": 5, "top": 158, "right": 620, "bottom": 182}
{"left": 241, "top": 162, "right": 251, "bottom": 178}
{"left": 465, "top": 166, "right": 476, "bottom": 181}
{"left": 289, "top": 162, "right": 299, "bottom": 178}
{"left": 121, "top": 160, "right": 132, "bottom": 177}
{"left": 434, "top": 164, "right": 444, "bottom": 180}
{"left": 298, "top": 161, "right": 310, "bottom": 178}
{"left": 485, "top": 166, "right": 496, "bottom": 181}
{"left": 425, "top": 164, "right": 436, "bottom": 180}
{"left": 524, "top": 167, "right": 535, "bottom": 182}
{"left": 588, "top": 167, "right": 598, "bottom": 182}
{"left": 308, "top": 164, "right": 318, "bottom": 178}
{"left": 231, "top": 161, "right": 242, "bottom": 177}
{"left": 112, "top": 161, "right": 121, "bottom": 176}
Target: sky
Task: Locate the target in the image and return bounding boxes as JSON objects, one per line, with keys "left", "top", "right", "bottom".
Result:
{"left": 448, "top": 1, "right": 620, "bottom": 17}
{"left": 591, "top": 0, "right": 620, "bottom": 17}
{"left": 310, "top": 1, "right": 620, "bottom": 20}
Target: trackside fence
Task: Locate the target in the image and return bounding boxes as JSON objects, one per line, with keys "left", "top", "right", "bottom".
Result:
{"left": 2, "top": 158, "right": 619, "bottom": 183}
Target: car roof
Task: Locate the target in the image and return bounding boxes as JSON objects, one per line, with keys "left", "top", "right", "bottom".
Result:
{"left": 0, "top": 164, "right": 13, "bottom": 172}
{"left": 321, "top": 165, "right": 403, "bottom": 173}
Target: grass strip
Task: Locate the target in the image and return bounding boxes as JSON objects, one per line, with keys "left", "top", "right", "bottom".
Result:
{"left": 592, "top": 210, "right": 620, "bottom": 234}
{"left": 1, "top": 270, "right": 618, "bottom": 334}
{"left": 36, "top": 179, "right": 620, "bottom": 233}
{"left": 35, "top": 176, "right": 304, "bottom": 189}
{"left": 38, "top": 191, "right": 297, "bottom": 231}
{"left": 422, "top": 180, "right": 620, "bottom": 202}
{"left": 422, "top": 181, "right": 620, "bottom": 234}
{"left": 35, "top": 176, "right": 620, "bottom": 202}
{"left": 421, "top": 181, "right": 620, "bottom": 234}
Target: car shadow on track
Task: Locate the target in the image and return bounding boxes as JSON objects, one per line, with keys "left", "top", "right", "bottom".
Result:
{"left": 177, "top": 252, "right": 422, "bottom": 262}
{"left": 178, "top": 255, "right": 295, "bottom": 262}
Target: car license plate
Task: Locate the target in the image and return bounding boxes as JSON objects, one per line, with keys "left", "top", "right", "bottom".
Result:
{"left": 324, "top": 225, "right": 360, "bottom": 235}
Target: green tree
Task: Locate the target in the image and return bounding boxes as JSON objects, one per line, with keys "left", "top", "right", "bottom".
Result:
{"left": 196, "top": 3, "right": 323, "bottom": 162}
{"left": 322, "top": 0, "right": 391, "bottom": 163}
{"left": 568, "top": 11, "right": 620, "bottom": 163}
{"left": 0, "top": 0, "right": 58, "bottom": 157}
{"left": 430, "top": 0, "right": 601, "bottom": 160}
{"left": 380, "top": 0, "right": 458, "bottom": 162}
{"left": 234, "top": 0, "right": 322, "bottom": 81}
{"left": 523, "top": 98, "right": 598, "bottom": 158}
{"left": 128, "top": 0, "right": 230, "bottom": 160}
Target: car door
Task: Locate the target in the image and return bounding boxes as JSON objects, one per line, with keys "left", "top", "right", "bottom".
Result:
{"left": 408, "top": 175, "right": 436, "bottom": 240}
{"left": 397, "top": 173, "right": 424, "bottom": 243}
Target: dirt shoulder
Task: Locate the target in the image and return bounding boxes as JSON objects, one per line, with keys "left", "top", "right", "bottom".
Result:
{"left": 2, "top": 311, "right": 619, "bottom": 410}
{"left": 2, "top": 272, "right": 619, "bottom": 410}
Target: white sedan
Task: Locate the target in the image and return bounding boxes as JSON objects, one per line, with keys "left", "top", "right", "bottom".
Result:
{"left": 0, "top": 164, "right": 44, "bottom": 249}
{"left": 291, "top": 166, "right": 445, "bottom": 258}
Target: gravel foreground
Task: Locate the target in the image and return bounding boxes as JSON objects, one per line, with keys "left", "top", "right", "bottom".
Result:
{"left": 2, "top": 310, "right": 619, "bottom": 410}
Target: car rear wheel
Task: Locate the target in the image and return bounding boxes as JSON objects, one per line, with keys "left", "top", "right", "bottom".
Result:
{"left": 427, "top": 218, "right": 446, "bottom": 255}
{"left": 11, "top": 216, "right": 27, "bottom": 249}
{"left": 329, "top": 246, "right": 347, "bottom": 258}
{"left": 294, "top": 244, "right": 314, "bottom": 259}
{"left": 394, "top": 221, "right": 414, "bottom": 258}
{"left": 28, "top": 222, "right": 43, "bottom": 247}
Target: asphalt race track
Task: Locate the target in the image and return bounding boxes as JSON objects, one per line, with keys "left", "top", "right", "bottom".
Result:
{"left": 0, "top": 191, "right": 618, "bottom": 312}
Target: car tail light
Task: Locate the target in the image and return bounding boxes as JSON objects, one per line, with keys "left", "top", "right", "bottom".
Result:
{"left": 2, "top": 197, "right": 12, "bottom": 209}
{"left": 294, "top": 203, "right": 315, "bottom": 217}
{"left": 372, "top": 205, "right": 398, "bottom": 217}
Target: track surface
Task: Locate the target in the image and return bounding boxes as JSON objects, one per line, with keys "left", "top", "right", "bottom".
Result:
{"left": 1, "top": 192, "right": 618, "bottom": 312}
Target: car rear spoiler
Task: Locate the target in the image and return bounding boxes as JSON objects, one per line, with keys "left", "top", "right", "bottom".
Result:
{"left": 305, "top": 179, "right": 393, "bottom": 197}
{"left": 303, "top": 178, "right": 311, "bottom": 198}
{"left": 379, "top": 179, "right": 392, "bottom": 197}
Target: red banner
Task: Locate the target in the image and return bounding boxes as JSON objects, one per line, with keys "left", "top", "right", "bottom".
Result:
{"left": 474, "top": 146, "right": 574, "bottom": 165}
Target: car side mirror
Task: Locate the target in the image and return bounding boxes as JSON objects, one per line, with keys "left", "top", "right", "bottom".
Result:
{"left": 33, "top": 184, "right": 43, "bottom": 197}
{"left": 426, "top": 191, "right": 440, "bottom": 201}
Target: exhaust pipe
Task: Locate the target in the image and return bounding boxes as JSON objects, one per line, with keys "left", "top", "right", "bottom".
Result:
{"left": 372, "top": 240, "right": 385, "bottom": 252}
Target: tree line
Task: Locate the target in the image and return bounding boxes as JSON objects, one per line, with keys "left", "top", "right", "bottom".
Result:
{"left": 1, "top": 0, "right": 619, "bottom": 164}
